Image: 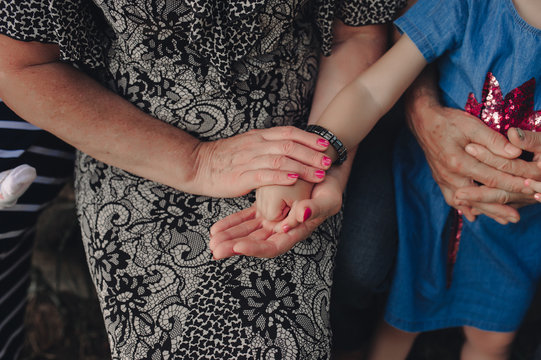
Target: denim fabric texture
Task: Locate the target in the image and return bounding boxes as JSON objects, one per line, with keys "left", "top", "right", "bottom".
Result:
{"left": 388, "top": 0, "right": 541, "bottom": 333}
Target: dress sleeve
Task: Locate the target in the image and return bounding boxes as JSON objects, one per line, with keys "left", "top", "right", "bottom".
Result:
{"left": 0, "top": 0, "right": 108, "bottom": 69}
{"left": 394, "top": 0, "right": 468, "bottom": 63}
{"left": 317, "top": 0, "right": 407, "bottom": 56}
{"left": 338, "top": 0, "right": 408, "bottom": 27}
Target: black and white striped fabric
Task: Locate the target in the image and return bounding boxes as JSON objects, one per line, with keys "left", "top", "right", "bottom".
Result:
{"left": 0, "top": 99, "right": 74, "bottom": 360}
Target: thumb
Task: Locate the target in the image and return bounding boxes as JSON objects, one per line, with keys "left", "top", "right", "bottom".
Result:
{"left": 508, "top": 128, "right": 541, "bottom": 153}
{"left": 274, "top": 200, "right": 318, "bottom": 233}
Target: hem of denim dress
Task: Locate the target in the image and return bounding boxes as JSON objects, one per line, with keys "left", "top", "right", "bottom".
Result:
{"left": 384, "top": 312, "right": 521, "bottom": 333}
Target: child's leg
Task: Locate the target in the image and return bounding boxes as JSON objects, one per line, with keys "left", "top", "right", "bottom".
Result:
{"left": 0, "top": 164, "right": 37, "bottom": 208}
{"left": 461, "top": 326, "right": 515, "bottom": 360}
{"left": 367, "top": 321, "right": 418, "bottom": 360}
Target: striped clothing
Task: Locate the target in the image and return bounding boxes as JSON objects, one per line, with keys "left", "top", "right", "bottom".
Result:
{"left": 0, "top": 99, "right": 74, "bottom": 360}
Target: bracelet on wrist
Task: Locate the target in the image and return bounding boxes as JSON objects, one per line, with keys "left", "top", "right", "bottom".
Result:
{"left": 305, "top": 124, "right": 347, "bottom": 165}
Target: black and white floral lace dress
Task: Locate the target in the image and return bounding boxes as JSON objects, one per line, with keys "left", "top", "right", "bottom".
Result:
{"left": 1, "top": 0, "right": 405, "bottom": 358}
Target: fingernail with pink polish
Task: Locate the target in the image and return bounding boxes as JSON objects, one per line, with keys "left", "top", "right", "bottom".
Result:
{"left": 288, "top": 173, "right": 299, "bottom": 179}
{"left": 322, "top": 156, "right": 332, "bottom": 167}
{"left": 457, "top": 209, "right": 463, "bottom": 215}
{"left": 282, "top": 224, "right": 291, "bottom": 233}
{"left": 317, "top": 138, "right": 329, "bottom": 147}
{"left": 525, "top": 179, "right": 531, "bottom": 186}
{"left": 303, "top": 207, "right": 312, "bottom": 222}
{"left": 535, "top": 193, "right": 541, "bottom": 201}
{"left": 315, "top": 170, "right": 325, "bottom": 179}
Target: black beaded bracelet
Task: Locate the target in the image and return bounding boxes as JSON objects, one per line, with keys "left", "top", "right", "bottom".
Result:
{"left": 305, "top": 124, "right": 347, "bottom": 165}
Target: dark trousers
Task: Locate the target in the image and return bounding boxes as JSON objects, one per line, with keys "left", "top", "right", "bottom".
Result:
{"left": 331, "top": 106, "right": 403, "bottom": 351}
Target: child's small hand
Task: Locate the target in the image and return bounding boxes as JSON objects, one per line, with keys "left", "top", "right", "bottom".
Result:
{"left": 255, "top": 180, "right": 314, "bottom": 223}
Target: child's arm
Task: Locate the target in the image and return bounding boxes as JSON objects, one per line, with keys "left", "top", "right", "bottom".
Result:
{"left": 263, "top": 34, "right": 427, "bottom": 230}
{"left": 315, "top": 34, "right": 427, "bottom": 160}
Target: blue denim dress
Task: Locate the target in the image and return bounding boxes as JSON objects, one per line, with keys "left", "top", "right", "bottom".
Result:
{"left": 387, "top": 0, "right": 541, "bottom": 332}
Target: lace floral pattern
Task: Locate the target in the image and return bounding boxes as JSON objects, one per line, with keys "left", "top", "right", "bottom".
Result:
{"left": 1, "top": 0, "right": 404, "bottom": 358}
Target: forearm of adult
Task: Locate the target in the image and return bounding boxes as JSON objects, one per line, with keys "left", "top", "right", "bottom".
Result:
{"left": 0, "top": 36, "right": 332, "bottom": 197}
{"left": 0, "top": 45, "right": 201, "bottom": 192}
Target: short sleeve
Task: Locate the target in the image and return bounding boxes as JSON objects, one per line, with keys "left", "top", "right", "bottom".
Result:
{"left": 394, "top": 0, "right": 468, "bottom": 63}
{"left": 0, "top": 0, "right": 109, "bottom": 69}
{"left": 338, "top": 0, "right": 408, "bottom": 27}
{"left": 316, "top": 0, "right": 407, "bottom": 56}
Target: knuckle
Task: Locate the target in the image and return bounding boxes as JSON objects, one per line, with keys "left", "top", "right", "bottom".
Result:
{"left": 507, "top": 183, "right": 523, "bottom": 194}
{"left": 487, "top": 131, "right": 503, "bottom": 147}
{"left": 280, "top": 126, "right": 295, "bottom": 138}
{"left": 446, "top": 154, "right": 463, "bottom": 173}
{"left": 271, "top": 155, "right": 285, "bottom": 169}
{"left": 273, "top": 171, "right": 284, "bottom": 184}
{"left": 300, "top": 166, "right": 312, "bottom": 180}
{"left": 483, "top": 177, "right": 498, "bottom": 188}
{"left": 253, "top": 171, "right": 265, "bottom": 185}
{"left": 496, "top": 191, "right": 510, "bottom": 204}
{"left": 495, "top": 160, "right": 513, "bottom": 173}
{"left": 281, "top": 140, "right": 295, "bottom": 155}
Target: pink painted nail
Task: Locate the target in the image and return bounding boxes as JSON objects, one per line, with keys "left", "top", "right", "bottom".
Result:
{"left": 317, "top": 138, "right": 330, "bottom": 147}
{"left": 457, "top": 209, "right": 463, "bottom": 216}
{"left": 322, "top": 156, "right": 332, "bottom": 167}
{"left": 288, "top": 173, "right": 299, "bottom": 179}
{"left": 303, "top": 207, "right": 312, "bottom": 222}
{"left": 535, "top": 193, "right": 541, "bottom": 201}
{"left": 282, "top": 224, "right": 291, "bottom": 233}
{"left": 315, "top": 170, "right": 325, "bottom": 179}
{"left": 525, "top": 179, "right": 531, "bottom": 186}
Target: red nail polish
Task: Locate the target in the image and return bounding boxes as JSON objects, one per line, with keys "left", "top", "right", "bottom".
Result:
{"left": 288, "top": 173, "right": 299, "bottom": 179}
{"left": 322, "top": 156, "right": 332, "bottom": 167}
{"left": 282, "top": 224, "right": 291, "bottom": 233}
{"left": 303, "top": 207, "right": 312, "bottom": 222}
{"left": 317, "top": 138, "right": 329, "bottom": 147}
{"left": 315, "top": 170, "right": 325, "bottom": 179}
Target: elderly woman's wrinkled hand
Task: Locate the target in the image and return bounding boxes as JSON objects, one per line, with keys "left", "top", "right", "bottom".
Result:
{"left": 406, "top": 98, "right": 536, "bottom": 224}
{"left": 452, "top": 128, "right": 541, "bottom": 222}
{"left": 209, "top": 175, "right": 343, "bottom": 259}
{"left": 189, "top": 126, "right": 331, "bottom": 198}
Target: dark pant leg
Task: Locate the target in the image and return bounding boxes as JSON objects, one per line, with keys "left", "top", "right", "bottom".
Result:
{"left": 0, "top": 101, "right": 74, "bottom": 360}
{"left": 331, "top": 106, "right": 403, "bottom": 351}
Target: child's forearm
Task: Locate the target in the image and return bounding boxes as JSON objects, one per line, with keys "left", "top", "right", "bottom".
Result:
{"left": 314, "top": 35, "right": 427, "bottom": 162}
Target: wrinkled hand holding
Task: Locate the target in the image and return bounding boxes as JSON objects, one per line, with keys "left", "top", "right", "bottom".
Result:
{"left": 458, "top": 127, "right": 541, "bottom": 206}
{"left": 209, "top": 175, "right": 343, "bottom": 259}
{"left": 407, "top": 101, "right": 537, "bottom": 224}
{"left": 191, "top": 126, "right": 330, "bottom": 198}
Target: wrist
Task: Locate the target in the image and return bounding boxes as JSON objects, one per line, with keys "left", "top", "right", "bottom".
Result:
{"left": 305, "top": 125, "right": 347, "bottom": 165}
